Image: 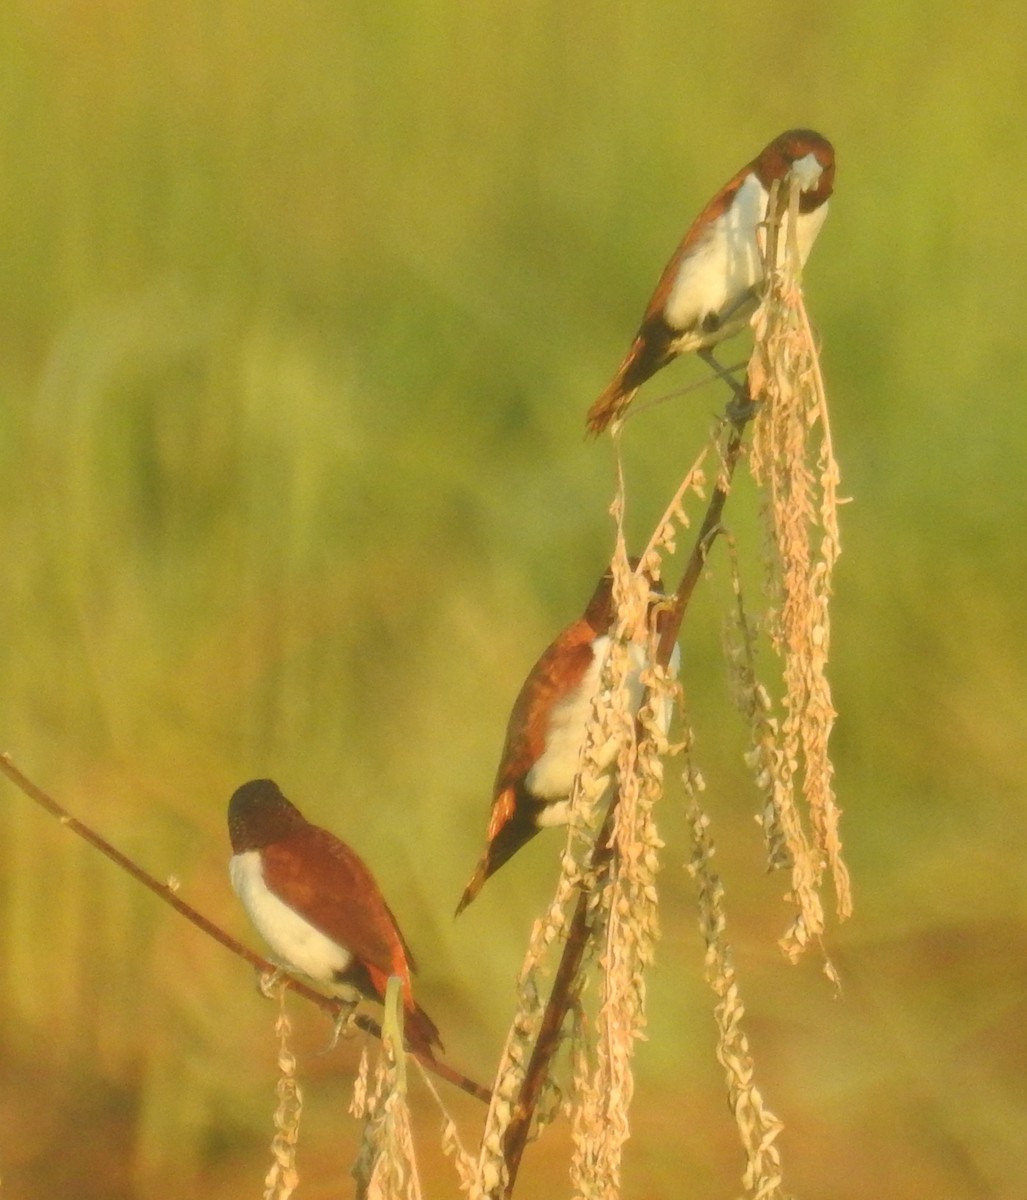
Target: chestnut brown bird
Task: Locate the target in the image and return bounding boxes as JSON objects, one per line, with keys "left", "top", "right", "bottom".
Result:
{"left": 456, "top": 562, "right": 678, "bottom": 914}
{"left": 228, "top": 779, "right": 441, "bottom": 1056}
{"left": 586, "top": 128, "right": 834, "bottom": 435}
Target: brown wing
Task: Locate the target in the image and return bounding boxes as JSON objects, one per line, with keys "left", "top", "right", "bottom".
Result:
{"left": 642, "top": 160, "right": 753, "bottom": 322}
{"left": 261, "top": 829, "right": 416, "bottom": 1007}
{"left": 493, "top": 622, "right": 597, "bottom": 801}
{"left": 455, "top": 621, "right": 599, "bottom": 914}
{"left": 586, "top": 154, "right": 758, "bottom": 436}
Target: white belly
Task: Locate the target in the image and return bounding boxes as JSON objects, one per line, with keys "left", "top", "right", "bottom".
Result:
{"left": 525, "top": 637, "right": 679, "bottom": 804}
{"left": 230, "top": 850, "right": 354, "bottom": 987}
{"left": 665, "top": 174, "right": 766, "bottom": 333}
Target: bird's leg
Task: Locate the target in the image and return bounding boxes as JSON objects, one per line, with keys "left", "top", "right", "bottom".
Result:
{"left": 725, "top": 387, "right": 759, "bottom": 424}
{"left": 698, "top": 348, "right": 760, "bottom": 422}
{"left": 698, "top": 347, "right": 747, "bottom": 400}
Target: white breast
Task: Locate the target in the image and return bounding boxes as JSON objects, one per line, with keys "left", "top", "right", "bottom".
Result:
{"left": 229, "top": 850, "right": 354, "bottom": 988}
{"left": 787, "top": 199, "right": 829, "bottom": 267}
{"left": 525, "top": 637, "right": 680, "bottom": 811}
{"left": 665, "top": 171, "right": 828, "bottom": 337}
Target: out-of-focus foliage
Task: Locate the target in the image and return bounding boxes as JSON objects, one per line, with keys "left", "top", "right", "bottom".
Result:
{"left": 1, "top": 2, "right": 1025, "bottom": 1198}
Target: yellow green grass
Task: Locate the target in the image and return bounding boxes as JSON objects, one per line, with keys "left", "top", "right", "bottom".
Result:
{"left": 1, "top": 3, "right": 1025, "bottom": 1197}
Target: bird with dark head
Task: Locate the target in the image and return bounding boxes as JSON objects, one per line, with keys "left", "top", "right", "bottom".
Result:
{"left": 456, "top": 559, "right": 679, "bottom": 915}
{"left": 586, "top": 128, "right": 835, "bottom": 435}
{"left": 228, "top": 779, "right": 442, "bottom": 1057}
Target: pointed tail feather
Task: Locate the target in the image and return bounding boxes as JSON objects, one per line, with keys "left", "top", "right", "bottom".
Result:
{"left": 453, "top": 806, "right": 542, "bottom": 916}
{"left": 454, "top": 859, "right": 489, "bottom": 917}
{"left": 354, "top": 961, "right": 443, "bottom": 1057}
{"left": 588, "top": 318, "right": 680, "bottom": 435}
{"left": 588, "top": 333, "right": 651, "bottom": 435}
{"left": 404, "top": 1001, "right": 443, "bottom": 1058}
{"left": 586, "top": 380, "right": 639, "bottom": 437}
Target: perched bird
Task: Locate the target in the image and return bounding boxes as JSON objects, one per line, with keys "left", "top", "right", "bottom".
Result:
{"left": 456, "top": 562, "right": 678, "bottom": 915}
{"left": 586, "top": 128, "right": 835, "bottom": 435}
{"left": 228, "top": 779, "right": 442, "bottom": 1057}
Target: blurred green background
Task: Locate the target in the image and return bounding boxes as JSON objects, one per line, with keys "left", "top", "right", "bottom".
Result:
{"left": 2, "top": 2, "right": 1025, "bottom": 1197}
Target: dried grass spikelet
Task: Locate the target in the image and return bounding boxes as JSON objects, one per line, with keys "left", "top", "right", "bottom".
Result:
{"left": 639, "top": 436, "right": 710, "bottom": 565}
{"left": 474, "top": 525, "right": 677, "bottom": 1199}
{"left": 411, "top": 1060, "right": 479, "bottom": 1196}
{"left": 350, "top": 978, "right": 423, "bottom": 1200}
{"left": 262, "top": 982, "right": 304, "bottom": 1200}
{"left": 562, "top": 473, "right": 687, "bottom": 1200}
{"left": 684, "top": 770, "right": 788, "bottom": 1200}
{"left": 744, "top": 175, "right": 852, "bottom": 964}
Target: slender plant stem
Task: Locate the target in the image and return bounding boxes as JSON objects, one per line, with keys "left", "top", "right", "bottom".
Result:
{"left": 0, "top": 753, "right": 491, "bottom": 1105}
{"left": 499, "top": 808, "right": 618, "bottom": 1193}
{"left": 659, "top": 396, "right": 753, "bottom": 665}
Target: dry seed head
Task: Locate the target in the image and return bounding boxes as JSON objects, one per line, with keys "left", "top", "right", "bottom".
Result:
{"left": 740, "top": 171, "right": 851, "bottom": 957}
{"left": 566, "top": 542, "right": 679, "bottom": 1200}
{"left": 263, "top": 990, "right": 303, "bottom": 1200}
{"left": 686, "top": 789, "right": 788, "bottom": 1200}
{"left": 350, "top": 981, "right": 423, "bottom": 1200}
{"left": 437, "top": 1106, "right": 478, "bottom": 1195}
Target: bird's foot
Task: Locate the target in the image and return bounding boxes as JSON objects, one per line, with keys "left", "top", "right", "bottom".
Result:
{"left": 325, "top": 1000, "right": 359, "bottom": 1051}
{"left": 258, "top": 967, "right": 286, "bottom": 999}
{"left": 726, "top": 390, "right": 760, "bottom": 424}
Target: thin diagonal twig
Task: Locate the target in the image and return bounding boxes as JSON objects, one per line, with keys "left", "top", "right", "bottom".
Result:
{"left": 0, "top": 753, "right": 491, "bottom": 1105}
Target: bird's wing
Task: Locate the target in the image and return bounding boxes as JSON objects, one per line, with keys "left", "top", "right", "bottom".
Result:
{"left": 261, "top": 830, "right": 415, "bottom": 1001}
{"left": 456, "top": 619, "right": 600, "bottom": 911}
{"left": 492, "top": 625, "right": 597, "bottom": 807}
{"left": 642, "top": 161, "right": 754, "bottom": 327}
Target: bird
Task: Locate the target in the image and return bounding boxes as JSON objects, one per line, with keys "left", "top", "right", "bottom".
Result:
{"left": 586, "top": 128, "right": 835, "bottom": 436}
{"left": 455, "top": 561, "right": 678, "bottom": 915}
{"left": 228, "top": 778, "right": 442, "bottom": 1057}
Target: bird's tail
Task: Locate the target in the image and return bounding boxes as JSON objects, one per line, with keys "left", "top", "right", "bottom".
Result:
{"left": 454, "top": 856, "right": 490, "bottom": 918}
{"left": 588, "top": 321, "right": 674, "bottom": 435}
{"left": 586, "top": 375, "right": 639, "bottom": 437}
{"left": 404, "top": 1001, "right": 444, "bottom": 1059}
{"left": 455, "top": 804, "right": 542, "bottom": 916}
{"left": 359, "top": 961, "right": 444, "bottom": 1059}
